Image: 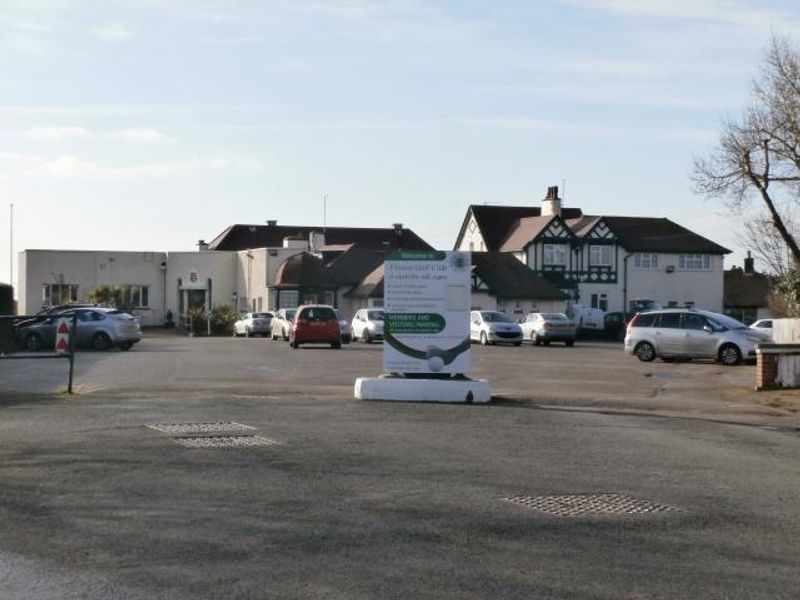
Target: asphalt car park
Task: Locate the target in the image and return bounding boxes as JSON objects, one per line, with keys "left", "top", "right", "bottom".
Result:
{"left": 1, "top": 330, "right": 799, "bottom": 599}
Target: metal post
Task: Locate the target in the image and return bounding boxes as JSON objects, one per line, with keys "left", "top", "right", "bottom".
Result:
{"left": 67, "top": 312, "right": 77, "bottom": 394}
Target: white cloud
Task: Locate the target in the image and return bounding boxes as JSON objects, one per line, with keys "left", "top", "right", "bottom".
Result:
{"left": 564, "top": 0, "right": 795, "bottom": 29}
{"left": 118, "top": 128, "right": 175, "bottom": 144}
{"left": 25, "top": 154, "right": 261, "bottom": 179}
{"left": 91, "top": 22, "right": 134, "bottom": 41}
{"left": 27, "top": 126, "right": 91, "bottom": 140}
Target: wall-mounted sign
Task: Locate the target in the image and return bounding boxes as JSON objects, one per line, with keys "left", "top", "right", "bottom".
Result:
{"left": 183, "top": 269, "right": 205, "bottom": 289}
{"left": 383, "top": 251, "right": 471, "bottom": 374}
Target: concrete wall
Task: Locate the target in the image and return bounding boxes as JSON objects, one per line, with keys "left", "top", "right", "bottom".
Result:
{"left": 166, "top": 251, "right": 237, "bottom": 317}
{"left": 19, "top": 250, "right": 168, "bottom": 325}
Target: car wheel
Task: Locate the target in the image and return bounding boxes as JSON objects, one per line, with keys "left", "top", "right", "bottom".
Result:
{"left": 290, "top": 338, "right": 299, "bottom": 349}
{"left": 566, "top": 340, "right": 575, "bottom": 347}
{"left": 719, "top": 343, "right": 742, "bottom": 366}
{"left": 543, "top": 340, "right": 551, "bottom": 346}
{"left": 634, "top": 341, "right": 656, "bottom": 362}
{"left": 282, "top": 328, "right": 289, "bottom": 341}
{"left": 514, "top": 341, "right": 522, "bottom": 347}
{"left": 92, "top": 332, "right": 111, "bottom": 352}
{"left": 25, "top": 332, "right": 43, "bottom": 351}
{"left": 119, "top": 342, "right": 133, "bottom": 351}
{"left": 331, "top": 341, "right": 341, "bottom": 349}
{"left": 362, "top": 330, "right": 372, "bottom": 344}
{"left": 480, "top": 331, "right": 489, "bottom": 345}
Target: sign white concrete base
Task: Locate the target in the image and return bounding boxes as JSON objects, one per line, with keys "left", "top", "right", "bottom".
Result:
{"left": 354, "top": 377, "right": 491, "bottom": 404}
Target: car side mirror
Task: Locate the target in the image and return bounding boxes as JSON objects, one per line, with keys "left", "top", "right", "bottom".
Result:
{"left": 703, "top": 325, "right": 713, "bottom": 333}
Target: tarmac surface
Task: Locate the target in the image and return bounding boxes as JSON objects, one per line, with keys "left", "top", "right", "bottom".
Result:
{"left": 0, "top": 330, "right": 799, "bottom": 598}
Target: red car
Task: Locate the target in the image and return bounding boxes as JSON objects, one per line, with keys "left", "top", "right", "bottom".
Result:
{"left": 289, "top": 305, "right": 342, "bottom": 349}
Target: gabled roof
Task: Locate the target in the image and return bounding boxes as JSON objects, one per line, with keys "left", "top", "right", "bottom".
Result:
{"left": 326, "top": 245, "right": 387, "bottom": 287}
{"left": 346, "top": 263, "right": 385, "bottom": 299}
{"left": 565, "top": 215, "right": 604, "bottom": 238}
{"left": 209, "top": 224, "right": 432, "bottom": 252}
{"left": 498, "top": 216, "right": 556, "bottom": 251}
{"left": 459, "top": 205, "right": 584, "bottom": 251}
{"left": 601, "top": 217, "right": 731, "bottom": 254}
{"left": 471, "top": 253, "right": 568, "bottom": 300}
{"left": 724, "top": 269, "right": 773, "bottom": 308}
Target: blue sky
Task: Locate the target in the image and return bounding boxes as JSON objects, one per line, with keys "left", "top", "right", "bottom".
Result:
{"left": 2, "top": 0, "right": 799, "bottom": 286}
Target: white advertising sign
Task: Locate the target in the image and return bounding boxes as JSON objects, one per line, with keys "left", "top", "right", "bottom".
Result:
{"left": 383, "top": 250, "right": 471, "bottom": 374}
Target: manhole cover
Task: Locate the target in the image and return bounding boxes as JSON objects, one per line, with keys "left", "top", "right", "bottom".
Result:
{"left": 147, "top": 422, "right": 255, "bottom": 435}
{"left": 172, "top": 435, "right": 279, "bottom": 449}
{"left": 502, "top": 493, "right": 680, "bottom": 517}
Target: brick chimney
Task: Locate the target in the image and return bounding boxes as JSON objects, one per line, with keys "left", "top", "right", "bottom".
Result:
{"left": 541, "top": 185, "right": 562, "bottom": 217}
{"left": 744, "top": 251, "right": 755, "bottom": 274}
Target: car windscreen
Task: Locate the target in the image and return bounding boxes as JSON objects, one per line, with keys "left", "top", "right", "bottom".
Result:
{"left": 284, "top": 310, "right": 296, "bottom": 320}
{"left": 252, "top": 313, "right": 271, "bottom": 319}
{"left": 301, "top": 307, "right": 336, "bottom": 321}
{"left": 542, "top": 313, "right": 568, "bottom": 321}
{"left": 704, "top": 312, "right": 747, "bottom": 330}
{"left": 482, "top": 312, "right": 512, "bottom": 323}
{"left": 367, "top": 310, "right": 384, "bottom": 321}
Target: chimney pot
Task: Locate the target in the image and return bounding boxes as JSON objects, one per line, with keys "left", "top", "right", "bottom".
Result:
{"left": 266, "top": 220, "right": 277, "bottom": 227}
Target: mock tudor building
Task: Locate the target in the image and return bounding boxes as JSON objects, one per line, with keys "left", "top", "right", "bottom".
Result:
{"left": 454, "top": 186, "right": 731, "bottom": 313}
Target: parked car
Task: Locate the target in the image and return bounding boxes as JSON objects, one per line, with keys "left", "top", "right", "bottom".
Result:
{"left": 624, "top": 308, "right": 771, "bottom": 366}
{"left": 233, "top": 312, "right": 273, "bottom": 337}
{"left": 603, "top": 311, "right": 635, "bottom": 341}
{"left": 470, "top": 310, "right": 522, "bottom": 346}
{"left": 289, "top": 304, "right": 342, "bottom": 349}
{"left": 15, "top": 307, "right": 141, "bottom": 352}
{"left": 520, "top": 312, "right": 576, "bottom": 346}
{"left": 271, "top": 308, "right": 296, "bottom": 341}
{"left": 750, "top": 319, "right": 774, "bottom": 339}
{"left": 351, "top": 308, "right": 384, "bottom": 343}
{"left": 334, "top": 309, "right": 352, "bottom": 344}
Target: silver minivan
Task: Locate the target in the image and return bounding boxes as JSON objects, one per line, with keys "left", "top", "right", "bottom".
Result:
{"left": 624, "top": 309, "right": 770, "bottom": 365}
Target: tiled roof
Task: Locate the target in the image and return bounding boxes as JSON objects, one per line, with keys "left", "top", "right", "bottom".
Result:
{"left": 465, "top": 205, "right": 583, "bottom": 251}
{"left": 723, "top": 269, "right": 773, "bottom": 308}
{"left": 208, "top": 224, "right": 432, "bottom": 252}
{"left": 601, "top": 217, "right": 731, "bottom": 254}
{"left": 346, "top": 263, "right": 385, "bottom": 299}
{"left": 326, "top": 245, "right": 387, "bottom": 287}
{"left": 472, "top": 252, "right": 568, "bottom": 300}
{"left": 498, "top": 216, "right": 556, "bottom": 251}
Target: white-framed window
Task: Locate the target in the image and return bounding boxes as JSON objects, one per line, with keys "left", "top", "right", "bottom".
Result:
{"left": 43, "top": 283, "right": 78, "bottom": 306}
{"left": 280, "top": 290, "right": 299, "bottom": 308}
{"left": 119, "top": 284, "right": 149, "bottom": 308}
{"left": 633, "top": 253, "right": 659, "bottom": 269}
{"left": 590, "top": 293, "right": 608, "bottom": 311}
{"left": 543, "top": 243, "right": 567, "bottom": 265}
{"left": 589, "top": 245, "right": 613, "bottom": 266}
{"left": 679, "top": 254, "right": 711, "bottom": 270}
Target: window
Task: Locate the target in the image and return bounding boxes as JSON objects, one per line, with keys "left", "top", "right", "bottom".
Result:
{"left": 589, "top": 245, "right": 612, "bottom": 266}
{"left": 543, "top": 244, "right": 567, "bottom": 265}
{"left": 633, "top": 253, "right": 659, "bottom": 269}
{"left": 590, "top": 293, "right": 608, "bottom": 311}
{"left": 683, "top": 313, "right": 708, "bottom": 330}
{"left": 679, "top": 254, "right": 711, "bottom": 270}
{"left": 280, "top": 290, "right": 299, "bottom": 309}
{"left": 119, "top": 285, "right": 149, "bottom": 308}
{"left": 43, "top": 283, "right": 78, "bottom": 306}
{"left": 657, "top": 313, "right": 682, "bottom": 328}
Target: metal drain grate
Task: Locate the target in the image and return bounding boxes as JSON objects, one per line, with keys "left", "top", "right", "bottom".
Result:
{"left": 147, "top": 422, "right": 255, "bottom": 435}
{"left": 172, "top": 435, "right": 279, "bottom": 449}
{"left": 502, "top": 493, "right": 680, "bottom": 517}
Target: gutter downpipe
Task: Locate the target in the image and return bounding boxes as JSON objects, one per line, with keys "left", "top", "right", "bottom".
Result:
{"left": 622, "top": 252, "right": 633, "bottom": 313}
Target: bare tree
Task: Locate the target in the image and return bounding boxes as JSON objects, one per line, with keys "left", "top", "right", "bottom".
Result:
{"left": 694, "top": 35, "right": 800, "bottom": 265}
{"left": 742, "top": 211, "right": 797, "bottom": 275}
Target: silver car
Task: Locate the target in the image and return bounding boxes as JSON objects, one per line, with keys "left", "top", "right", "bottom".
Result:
{"left": 16, "top": 307, "right": 141, "bottom": 352}
{"left": 624, "top": 309, "right": 770, "bottom": 365}
{"left": 470, "top": 310, "right": 523, "bottom": 346}
{"left": 520, "top": 312, "right": 577, "bottom": 346}
{"left": 233, "top": 312, "right": 273, "bottom": 337}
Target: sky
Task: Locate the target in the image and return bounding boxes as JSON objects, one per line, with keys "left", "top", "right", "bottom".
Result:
{"left": 1, "top": 0, "right": 799, "bottom": 288}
